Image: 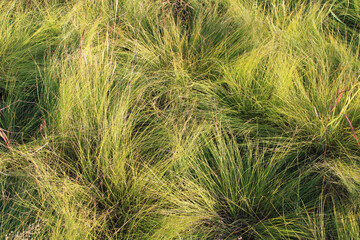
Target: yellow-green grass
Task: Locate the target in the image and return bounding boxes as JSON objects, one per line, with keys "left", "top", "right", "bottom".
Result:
{"left": 1, "top": 0, "right": 360, "bottom": 239}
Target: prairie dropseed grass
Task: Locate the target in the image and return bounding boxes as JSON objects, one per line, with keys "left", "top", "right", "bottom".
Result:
{"left": 1, "top": 0, "right": 360, "bottom": 239}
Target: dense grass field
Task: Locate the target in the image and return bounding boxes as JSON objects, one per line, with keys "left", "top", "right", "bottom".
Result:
{"left": 1, "top": 0, "right": 360, "bottom": 239}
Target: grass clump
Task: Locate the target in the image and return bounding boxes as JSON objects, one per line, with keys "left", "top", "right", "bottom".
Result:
{"left": 1, "top": 0, "right": 360, "bottom": 239}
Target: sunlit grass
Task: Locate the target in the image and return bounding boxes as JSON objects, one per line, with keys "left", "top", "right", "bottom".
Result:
{"left": 1, "top": 0, "right": 360, "bottom": 239}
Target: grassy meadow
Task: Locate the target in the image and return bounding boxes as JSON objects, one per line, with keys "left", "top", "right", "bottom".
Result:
{"left": 1, "top": 0, "right": 360, "bottom": 239}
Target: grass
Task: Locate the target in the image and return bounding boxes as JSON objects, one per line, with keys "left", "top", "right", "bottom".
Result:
{"left": 1, "top": 0, "right": 360, "bottom": 239}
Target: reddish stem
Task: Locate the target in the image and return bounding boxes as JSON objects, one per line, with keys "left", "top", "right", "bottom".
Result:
{"left": 331, "top": 87, "right": 345, "bottom": 113}
{"left": 345, "top": 114, "right": 360, "bottom": 147}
